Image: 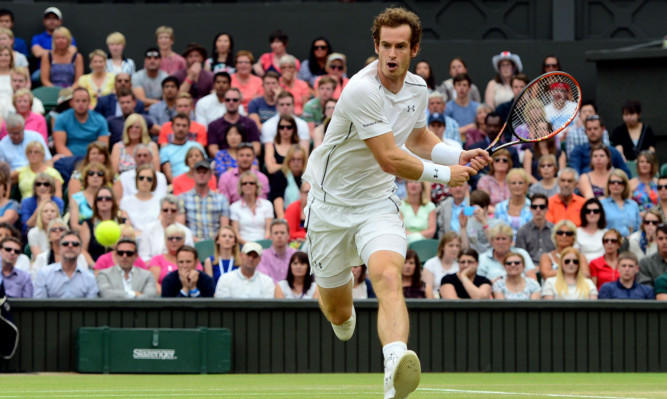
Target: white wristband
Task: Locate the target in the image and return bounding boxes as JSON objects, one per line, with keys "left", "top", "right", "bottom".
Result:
{"left": 431, "top": 142, "right": 463, "bottom": 166}
{"left": 419, "top": 160, "right": 451, "bottom": 185}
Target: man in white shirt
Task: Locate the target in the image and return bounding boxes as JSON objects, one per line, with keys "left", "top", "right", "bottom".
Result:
{"left": 302, "top": 8, "right": 490, "bottom": 399}
{"left": 0, "top": 113, "right": 51, "bottom": 171}
{"left": 260, "top": 91, "right": 310, "bottom": 153}
{"left": 119, "top": 144, "right": 168, "bottom": 200}
{"left": 195, "top": 71, "right": 231, "bottom": 129}
{"left": 96, "top": 238, "right": 158, "bottom": 298}
{"left": 214, "top": 241, "right": 274, "bottom": 298}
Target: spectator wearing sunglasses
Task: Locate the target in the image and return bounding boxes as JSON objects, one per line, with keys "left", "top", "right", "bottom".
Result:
{"left": 515, "top": 193, "right": 555, "bottom": 264}
{"left": 540, "top": 220, "right": 589, "bottom": 280}
{"left": 0, "top": 237, "right": 32, "bottom": 298}
{"left": 80, "top": 186, "right": 122, "bottom": 264}
{"left": 589, "top": 229, "right": 624, "bottom": 290}
{"left": 139, "top": 195, "right": 194, "bottom": 263}
{"left": 20, "top": 173, "right": 65, "bottom": 235}
{"left": 96, "top": 237, "right": 157, "bottom": 299}
{"left": 32, "top": 219, "right": 86, "bottom": 278}
{"left": 312, "top": 53, "right": 348, "bottom": 101}
{"left": 69, "top": 162, "right": 112, "bottom": 231}
{"left": 575, "top": 198, "right": 608, "bottom": 263}
{"left": 16, "top": 142, "right": 63, "bottom": 200}
{"left": 542, "top": 247, "right": 597, "bottom": 299}
{"left": 600, "top": 169, "right": 640, "bottom": 237}
{"left": 655, "top": 175, "right": 667, "bottom": 226}
{"left": 628, "top": 208, "right": 663, "bottom": 262}
{"left": 492, "top": 252, "right": 541, "bottom": 300}
{"left": 93, "top": 224, "right": 147, "bottom": 274}
{"left": 33, "top": 231, "right": 98, "bottom": 298}
{"left": 119, "top": 164, "right": 161, "bottom": 233}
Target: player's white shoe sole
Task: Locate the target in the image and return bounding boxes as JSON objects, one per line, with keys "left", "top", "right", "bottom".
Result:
{"left": 384, "top": 350, "right": 421, "bottom": 399}
{"left": 331, "top": 307, "right": 356, "bottom": 341}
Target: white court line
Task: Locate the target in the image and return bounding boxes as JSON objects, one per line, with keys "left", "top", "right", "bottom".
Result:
{"left": 419, "top": 387, "right": 651, "bottom": 399}
{"left": 0, "top": 393, "right": 369, "bottom": 398}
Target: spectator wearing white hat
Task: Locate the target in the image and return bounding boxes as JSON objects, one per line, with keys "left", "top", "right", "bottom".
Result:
{"left": 214, "top": 241, "right": 274, "bottom": 298}
{"left": 484, "top": 51, "right": 522, "bottom": 109}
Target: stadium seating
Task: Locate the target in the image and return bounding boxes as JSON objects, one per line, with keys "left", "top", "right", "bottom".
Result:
{"left": 408, "top": 239, "right": 438, "bottom": 266}
{"left": 256, "top": 239, "right": 272, "bottom": 249}
{"left": 31, "top": 86, "right": 61, "bottom": 113}
{"left": 194, "top": 239, "right": 214, "bottom": 263}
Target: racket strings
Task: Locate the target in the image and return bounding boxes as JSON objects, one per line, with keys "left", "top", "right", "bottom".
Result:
{"left": 510, "top": 74, "right": 581, "bottom": 141}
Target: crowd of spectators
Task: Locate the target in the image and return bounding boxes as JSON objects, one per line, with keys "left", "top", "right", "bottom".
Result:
{"left": 0, "top": 7, "right": 665, "bottom": 302}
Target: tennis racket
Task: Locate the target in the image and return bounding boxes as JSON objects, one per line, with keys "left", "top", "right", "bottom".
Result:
{"left": 478, "top": 71, "right": 582, "bottom": 155}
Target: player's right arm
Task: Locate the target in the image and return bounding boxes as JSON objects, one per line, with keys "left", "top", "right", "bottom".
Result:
{"left": 365, "top": 132, "right": 475, "bottom": 186}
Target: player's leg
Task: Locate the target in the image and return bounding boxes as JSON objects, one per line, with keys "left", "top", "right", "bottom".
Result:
{"left": 316, "top": 272, "right": 356, "bottom": 341}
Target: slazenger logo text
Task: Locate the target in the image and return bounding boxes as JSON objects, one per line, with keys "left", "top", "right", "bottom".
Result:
{"left": 132, "top": 349, "right": 178, "bottom": 360}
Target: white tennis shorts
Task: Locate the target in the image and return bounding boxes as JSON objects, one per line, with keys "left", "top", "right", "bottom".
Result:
{"left": 305, "top": 194, "right": 408, "bottom": 289}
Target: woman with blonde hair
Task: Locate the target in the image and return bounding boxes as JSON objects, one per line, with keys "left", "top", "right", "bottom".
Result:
{"left": 16, "top": 141, "right": 63, "bottom": 199}
{"left": 269, "top": 144, "right": 307, "bottom": 219}
{"left": 0, "top": 45, "right": 14, "bottom": 101}
{"left": 80, "top": 186, "right": 122, "bottom": 263}
{"left": 493, "top": 168, "right": 531, "bottom": 238}
{"left": 32, "top": 218, "right": 87, "bottom": 277}
{"left": 629, "top": 150, "right": 659, "bottom": 214}
{"left": 477, "top": 149, "right": 512, "bottom": 207}
{"left": 230, "top": 171, "right": 273, "bottom": 245}
{"left": 0, "top": 89, "right": 47, "bottom": 140}
{"left": 492, "top": 252, "right": 541, "bottom": 300}
{"left": 119, "top": 164, "right": 161, "bottom": 233}
{"left": 540, "top": 219, "right": 589, "bottom": 280}
{"left": 528, "top": 154, "right": 559, "bottom": 198}
{"left": 628, "top": 208, "right": 663, "bottom": 261}
{"left": 542, "top": 247, "right": 597, "bottom": 299}
{"left": 422, "top": 232, "right": 461, "bottom": 297}
{"left": 27, "top": 200, "right": 60, "bottom": 258}
{"left": 20, "top": 172, "right": 64, "bottom": 235}
{"left": 69, "top": 162, "right": 113, "bottom": 230}
{"left": 589, "top": 229, "right": 624, "bottom": 290}
{"left": 110, "top": 113, "right": 159, "bottom": 174}
{"left": 149, "top": 223, "right": 202, "bottom": 293}
{"left": 105, "top": 32, "right": 135, "bottom": 75}
{"left": 0, "top": 28, "right": 28, "bottom": 68}
{"left": 204, "top": 225, "right": 241, "bottom": 287}
{"left": 40, "top": 26, "right": 83, "bottom": 88}
{"left": 601, "top": 169, "right": 640, "bottom": 237}
{"left": 68, "top": 142, "right": 118, "bottom": 200}
{"left": 400, "top": 180, "right": 436, "bottom": 244}
{"left": 76, "top": 49, "right": 115, "bottom": 108}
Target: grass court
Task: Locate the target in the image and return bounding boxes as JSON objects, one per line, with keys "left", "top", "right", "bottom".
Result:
{"left": 1, "top": 372, "right": 666, "bottom": 398}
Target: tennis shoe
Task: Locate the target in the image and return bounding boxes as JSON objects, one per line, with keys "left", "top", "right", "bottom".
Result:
{"left": 331, "top": 306, "right": 356, "bottom": 341}
{"left": 384, "top": 350, "right": 421, "bottom": 399}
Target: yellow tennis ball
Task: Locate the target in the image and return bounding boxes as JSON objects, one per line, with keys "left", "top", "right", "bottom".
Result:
{"left": 94, "top": 220, "right": 121, "bottom": 247}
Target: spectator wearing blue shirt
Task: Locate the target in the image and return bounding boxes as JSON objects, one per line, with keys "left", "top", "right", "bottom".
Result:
{"left": 0, "top": 9, "right": 28, "bottom": 57}
{"left": 445, "top": 73, "right": 479, "bottom": 140}
{"left": 0, "top": 114, "right": 51, "bottom": 171}
{"left": 30, "top": 7, "right": 77, "bottom": 82}
{"left": 247, "top": 72, "right": 279, "bottom": 128}
{"left": 53, "top": 88, "right": 110, "bottom": 158}
{"left": 600, "top": 169, "right": 640, "bottom": 238}
{"left": 599, "top": 252, "right": 654, "bottom": 299}
{"left": 570, "top": 115, "right": 630, "bottom": 177}
{"left": 33, "top": 231, "right": 98, "bottom": 298}
{"left": 159, "top": 113, "right": 206, "bottom": 182}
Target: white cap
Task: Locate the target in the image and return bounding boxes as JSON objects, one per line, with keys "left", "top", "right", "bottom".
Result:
{"left": 241, "top": 242, "right": 263, "bottom": 256}
{"left": 44, "top": 7, "right": 63, "bottom": 20}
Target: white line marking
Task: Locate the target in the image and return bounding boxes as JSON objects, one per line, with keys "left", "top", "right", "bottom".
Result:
{"left": 419, "top": 388, "right": 651, "bottom": 399}
{"left": 0, "top": 393, "right": 373, "bottom": 398}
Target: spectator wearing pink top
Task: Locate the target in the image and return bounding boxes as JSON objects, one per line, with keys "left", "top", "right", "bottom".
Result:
{"left": 313, "top": 53, "right": 349, "bottom": 101}
{"left": 0, "top": 89, "right": 47, "bottom": 140}
{"left": 148, "top": 223, "right": 202, "bottom": 294}
{"left": 218, "top": 143, "right": 269, "bottom": 204}
{"left": 231, "top": 50, "right": 263, "bottom": 109}
{"left": 155, "top": 26, "right": 185, "bottom": 75}
{"left": 252, "top": 30, "right": 301, "bottom": 77}
{"left": 278, "top": 55, "right": 309, "bottom": 117}
{"left": 257, "top": 219, "right": 296, "bottom": 284}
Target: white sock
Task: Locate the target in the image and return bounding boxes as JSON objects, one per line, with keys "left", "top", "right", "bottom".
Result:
{"left": 383, "top": 341, "right": 407, "bottom": 363}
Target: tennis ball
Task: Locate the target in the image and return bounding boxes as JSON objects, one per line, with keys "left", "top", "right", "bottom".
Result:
{"left": 95, "top": 220, "right": 121, "bottom": 247}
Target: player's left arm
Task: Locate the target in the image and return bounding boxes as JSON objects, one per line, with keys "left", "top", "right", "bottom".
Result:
{"left": 405, "top": 125, "right": 491, "bottom": 170}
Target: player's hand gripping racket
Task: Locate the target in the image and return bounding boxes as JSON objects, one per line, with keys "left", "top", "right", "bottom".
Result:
{"left": 471, "top": 71, "right": 581, "bottom": 160}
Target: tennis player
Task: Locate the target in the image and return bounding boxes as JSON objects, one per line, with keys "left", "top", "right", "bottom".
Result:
{"left": 303, "top": 7, "right": 491, "bottom": 399}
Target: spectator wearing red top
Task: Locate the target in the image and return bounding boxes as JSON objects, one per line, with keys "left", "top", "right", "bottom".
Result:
{"left": 231, "top": 51, "right": 262, "bottom": 109}
{"left": 589, "top": 229, "right": 623, "bottom": 290}
{"left": 172, "top": 147, "right": 217, "bottom": 196}
{"left": 284, "top": 181, "right": 309, "bottom": 243}
{"left": 157, "top": 93, "right": 206, "bottom": 148}
{"left": 155, "top": 26, "right": 185, "bottom": 75}
{"left": 278, "top": 55, "right": 309, "bottom": 116}
{"left": 252, "top": 30, "right": 300, "bottom": 77}
{"left": 546, "top": 168, "right": 585, "bottom": 226}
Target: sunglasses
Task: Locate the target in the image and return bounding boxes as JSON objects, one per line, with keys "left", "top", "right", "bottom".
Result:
{"left": 96, "top": 196, "right": 113, "bottom": 202}
{"left": 603, "top": 238, "right": 619, "bottom": 244}
{"left": 314, "top": 45, "right": 328, "bottom": 50}
{"left": 116, "top": 250, "right": 135, "bottom": 257}
{"left": 657, "top": 185, "right": 667, "bottom": 190}
{"left": 145, "top": 51, "right": 160, "bottom": 58}
{"left": 162, "top": 208, "right": 178, "bottom": 214}
{"left": 563, "top": 258, "right": 579, "bottom": 265}
{"left": 329, "top": 65, "right": 344, "bottom": 70}
{"left": 278, "top": 125, "right": 293, "bottom": 130}
{"left": 530, "top": 204, "right": 547, "bottom": 210}
{"left": 88, "top": 171, "right": 105, "bottom": 177}
{"left": 61, "top": 241, "right": 81, "bottom": 247}
{"left": 241, "top": 181, "right": 256, "bottom": 186}
{"left": 167, "top": 236, "right": 184, "bottom": 241}
{"left": 225, "top": 98, "right": 239, "bottom": 103}
{"left": 556, "top": 230, "right": 574, "bottom": 237}
{"left": 644, "top": 220, "right": 660, "bottom": 226}
{"left": 35, "top": 181, "right": 51, "bottom": 187}
{"left": 609, "top": 180, "right": 625, "bottom": 186}
{"left": 504, "top": 260, "right": 522, "bottom": 266}
{"left": 585, "top": 208, "right": 601, "bottom": 214}
{"left": 494, "top": 158, "right": 509, "bottom": 163}
{"left": 49, "top": 227, "right": 66, "bottom": 233}
{"left": 138, "top": 175, "right": 154, "bottom": 182}
{"left": 2, "top": 247, "right": 21, "bottom": 255}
